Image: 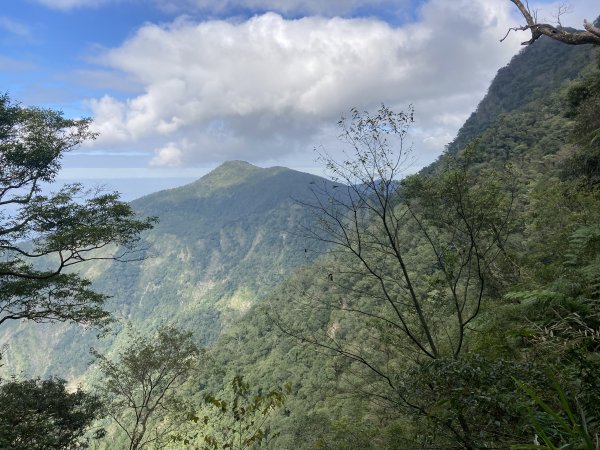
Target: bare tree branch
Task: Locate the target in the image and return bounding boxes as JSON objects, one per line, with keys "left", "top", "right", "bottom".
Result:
{"left": 505, "top": 0, "right": 600, "bottom": 46}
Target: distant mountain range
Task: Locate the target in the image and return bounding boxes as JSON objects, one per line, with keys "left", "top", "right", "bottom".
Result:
{"left": 0, "top": 160, "right": 337, "bottom": 377}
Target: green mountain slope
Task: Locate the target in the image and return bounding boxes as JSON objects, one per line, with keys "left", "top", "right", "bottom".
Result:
{"left": 445, "top": 37, "right": 597, "bottom": 157}
{"left": 105, "top": 160, "right": 329, "bottom": 333}
{"left": 195, "top": 38, "right": 600, "bottom": 448}
{"left": 0, "top": 161, "right": 334, "bottom": 377}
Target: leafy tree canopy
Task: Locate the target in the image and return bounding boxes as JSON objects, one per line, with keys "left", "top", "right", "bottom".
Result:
{"left": 92, "top": 326, "right": 201, "bottom": 450}
{"left": 0, "top": 93, "right": 156, "bottom": 329}
{"left": 0, "top": 377, "right": 103, "bottom": 450}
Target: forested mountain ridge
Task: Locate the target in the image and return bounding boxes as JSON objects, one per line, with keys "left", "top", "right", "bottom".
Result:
{"left": 0, "top": 161, "right": 335, "bottom": 377}
{"left": 194, "top": 36, "right": 600, "bottom": 448}
{"left": 444, "top": 36, "right": 597, "bottom": 157}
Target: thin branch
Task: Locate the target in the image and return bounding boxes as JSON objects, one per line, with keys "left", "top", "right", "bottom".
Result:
{"left": 506, "top": 0, "right": 600, "bottom": 45}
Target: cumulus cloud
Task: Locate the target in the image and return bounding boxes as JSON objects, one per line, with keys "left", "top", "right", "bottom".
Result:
{"left": 83, "top": 0, "right": 529, "bottom": 168}
{"left": 86, "top": 95, "right": 129, "bottom": 142}
{"left": 150, "top": 142, "right": 184, "bottom": 167}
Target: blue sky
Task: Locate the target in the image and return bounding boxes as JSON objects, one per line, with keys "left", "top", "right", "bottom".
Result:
{"left": 1, "top": 0, "right": 598, "bottom": 199}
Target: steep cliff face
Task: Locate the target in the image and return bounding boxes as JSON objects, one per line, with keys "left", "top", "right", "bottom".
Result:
{"left": 445, "top": 36, "right": 597, "bottom": 158}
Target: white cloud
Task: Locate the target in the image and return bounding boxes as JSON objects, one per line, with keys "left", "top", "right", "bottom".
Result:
{"left": 85, "top": 95, "right": 129, "bottom": 142}
{"left": 84, "top": 0, "right": 528, "bottom": 168}
{"left": 150, "top": 142, "right": 184, "bottom": 167}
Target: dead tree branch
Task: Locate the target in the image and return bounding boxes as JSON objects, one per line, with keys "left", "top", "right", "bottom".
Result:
{"left": 505, "top": 0, "right": 600, "bottom": 46}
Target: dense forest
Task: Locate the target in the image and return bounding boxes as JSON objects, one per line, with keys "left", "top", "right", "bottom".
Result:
{"left": 1, "top": 13, "right": 600, "bottom": 450}
{"left": 198, "top": 35, "right": 600, "bottom": 449}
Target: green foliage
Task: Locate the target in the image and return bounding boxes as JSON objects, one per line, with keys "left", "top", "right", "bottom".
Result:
{"left": 445, "top": 37, "right": 596, "bottom": 157}
{"left": 0, "top": 93, "right": 155, "bottom": 330}
{"left": 92, "top": 326, "right": 201, "bottom": 450}
{"left": 560, "top": 56, "right": 600, "bottom": 183}
{"left": 513, "top": 377, "right": 598, "bottom": 449}
{"left": 199, "top": 375, "right": 290, "bottom": 450}
{"left": 303, "top": 105, "right": 516, "bottom": 364}
{"left": 566, "top": 224, "right": 600, "bottom": 298}
{"left": 0, "top": 377, "right": 103, "bottom": 449}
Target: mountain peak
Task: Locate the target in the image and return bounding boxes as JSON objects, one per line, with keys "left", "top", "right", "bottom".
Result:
{"left": 133, "top": 160, "right": 320, "bottom": 207}
{"left": 185, "top": 160, "right": 300, "bottom": 195}
{"left": 197, "top": 160, "right": 264, "bottom": 191}
{"left": 215, "top": 160, "right": 258, "bottom": 172}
